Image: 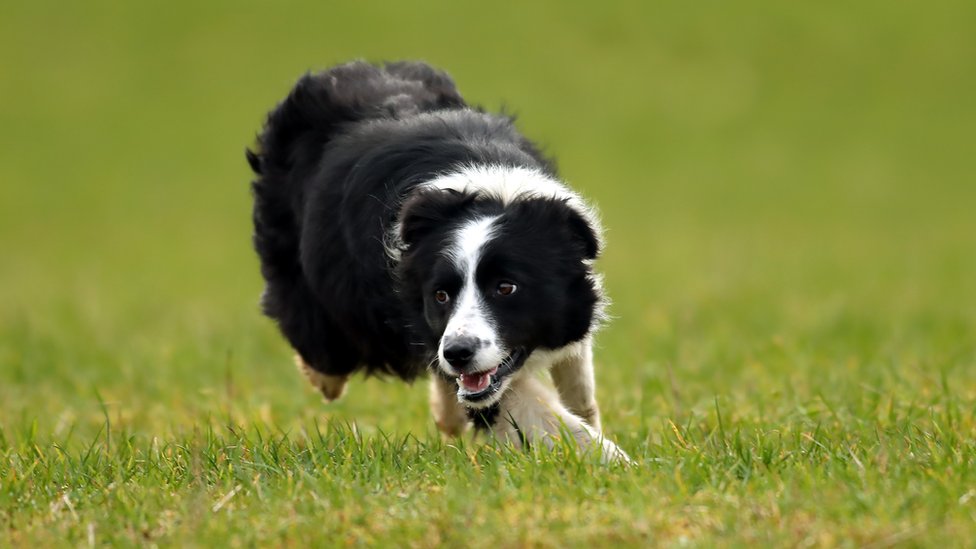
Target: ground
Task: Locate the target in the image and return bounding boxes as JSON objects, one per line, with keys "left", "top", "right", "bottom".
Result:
{"left": 1, "top": 1, "right": 975, "bottom": 546}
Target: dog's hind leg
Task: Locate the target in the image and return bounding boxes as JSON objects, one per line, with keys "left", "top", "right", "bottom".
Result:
{"left": 429, "top": 375, "right": 469, "bottom": 437}
{"left": 296, "top": 355, "right": 349, "bottom": 402}
{"left": 550, "top": 338, "right": 602, "bottom": 431}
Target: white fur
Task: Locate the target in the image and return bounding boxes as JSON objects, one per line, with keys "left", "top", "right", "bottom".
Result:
{"left": 437, "top": 216, "right": 506, "bottom": 379}
{"left": 402, "top": 165, "right": 621, "bottom": 459}
{"left": 444, "top": 215, "right": 499, "bottom": 270}
{"left": 491, "top": 373, "right": 630, "bottom": 463}
{"left": 550, "top": 338, "right": 601, "bottom": 430}
{"left": 421, "top": 164, "right": 602, "bottom": 248}
{"left": 386, "top": 164, "right": 605, "bottom": 264}
{"left": 408, "top": 165, "right": 609, "bottom": 330}
{"left": 429, "top": 376, "right": 468, "bottom": 436}
{"left": 424, "top": 165, "right": 576, "bottom": 204}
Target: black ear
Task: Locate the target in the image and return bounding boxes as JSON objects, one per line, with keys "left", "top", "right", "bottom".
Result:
{"left": 398, "top": 189, "right": 475, "bottom": 249}
{"left": 504, "top": 198, "right": 601, "bottom": 260}
{"left": 564, "top": 205, "right": 601, "bottom": 260}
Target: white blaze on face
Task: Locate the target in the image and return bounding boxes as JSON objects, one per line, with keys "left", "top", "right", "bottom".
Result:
{"left": 437, "top": 215, "right": 506, "bottom": 376}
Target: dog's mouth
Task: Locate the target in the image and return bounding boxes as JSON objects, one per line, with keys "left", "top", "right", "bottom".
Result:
{"left": 455, "top": 348, "right": 528, "bottom": 403}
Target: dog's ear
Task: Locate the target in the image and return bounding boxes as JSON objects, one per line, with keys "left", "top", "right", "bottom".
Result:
{"left": 500, "top": 198, "right": 601, "bottom": 262}
{"left": 398, "top": 189, "right": 474, "bottom": 250}
{"left": 564, "top": 205, "right": 601, "bottom": 260}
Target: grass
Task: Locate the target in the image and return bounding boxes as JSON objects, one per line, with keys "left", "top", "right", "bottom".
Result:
{"left": 1, "top": 0, "right": 975, "bottom": 546}
{"left": 4, "top": 395, "right": 974, "bottom": 545}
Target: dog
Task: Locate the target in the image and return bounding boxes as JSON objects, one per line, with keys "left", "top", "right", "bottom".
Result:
{"left": 247, "top": 61, "right": 628, "bottom": 462}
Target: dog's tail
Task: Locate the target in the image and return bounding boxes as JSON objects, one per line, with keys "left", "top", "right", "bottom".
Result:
{"left": 247, "top": 61, "right": 464, "bottom": 378}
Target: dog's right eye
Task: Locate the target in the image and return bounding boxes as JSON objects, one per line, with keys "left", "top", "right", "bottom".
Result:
{"left": 434, "top": 290, "right": 450, "bottom": 304}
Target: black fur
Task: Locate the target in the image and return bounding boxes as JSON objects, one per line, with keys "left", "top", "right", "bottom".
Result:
{"left": 467, "top": 403, "right": 501, "bottom": 430}
{"left": 248, "top": 60, "right": 600, "bottom": 383}
{"left": 396, "top": 196, "right": 601, "bottom": 356}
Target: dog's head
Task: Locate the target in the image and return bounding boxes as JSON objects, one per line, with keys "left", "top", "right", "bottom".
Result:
{"left": 396, "top": 181, "right": 603, "bottom": 408}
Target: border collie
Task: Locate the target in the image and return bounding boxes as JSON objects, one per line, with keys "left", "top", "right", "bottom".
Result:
{"left": 247, "top": 61, "right": 628, "bottom": 462}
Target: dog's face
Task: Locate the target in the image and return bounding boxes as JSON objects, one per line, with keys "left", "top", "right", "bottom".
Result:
{"left": 397, "top": 189, "right": 601, "bottom": 408}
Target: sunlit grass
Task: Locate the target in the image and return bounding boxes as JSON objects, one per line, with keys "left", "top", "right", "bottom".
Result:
{"left": 2, "top": 0, "right": 975, "bottom": 546}
{"left": 3, "top": 389, "right": 973, "bottom": 545}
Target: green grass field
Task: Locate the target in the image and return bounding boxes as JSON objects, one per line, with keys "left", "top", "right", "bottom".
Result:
{"left": 2, "top": 1, "right": 975, "bottom": 546}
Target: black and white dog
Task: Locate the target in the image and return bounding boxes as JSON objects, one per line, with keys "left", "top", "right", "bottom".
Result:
{"left": 247, "top": 61, "right": 628, "bottom": 461}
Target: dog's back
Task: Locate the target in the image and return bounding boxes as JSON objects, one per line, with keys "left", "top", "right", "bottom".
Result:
{"left": 248, "top": 62, "right": 465, "bottom": 379}
{"left": 248, "top": 61, "right": 629, "bottom": 461}
{"left": 248, "top": 61, "right": 465, "bottom": 183}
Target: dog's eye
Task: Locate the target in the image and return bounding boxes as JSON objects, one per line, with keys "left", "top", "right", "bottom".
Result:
{"left": 434, "top": 290, "right": 450, "bottom": 304}
{"left": 496, "top": 281, "right": 517, "bottom": 296}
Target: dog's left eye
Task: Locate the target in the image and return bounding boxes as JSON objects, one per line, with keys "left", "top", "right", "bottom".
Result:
{"left": 496, "top": 281, "right": 517, "bottom": 296}
{"left": 434, "top": 290, "right": 451, "bottom": 304}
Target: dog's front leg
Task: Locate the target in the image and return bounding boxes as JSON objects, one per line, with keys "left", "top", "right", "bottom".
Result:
{"left": 493, "top": 376, "right": 629, "bottom": 463}
{"left": 550, "top": 339, "right": 602, "bottom": 431}
{"left": 429, "top": 375, "right": 469, "bottom": 437}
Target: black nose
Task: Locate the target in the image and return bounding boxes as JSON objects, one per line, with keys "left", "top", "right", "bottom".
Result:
{"left": 443, "top": 337, "right": 481, "bottom": 369}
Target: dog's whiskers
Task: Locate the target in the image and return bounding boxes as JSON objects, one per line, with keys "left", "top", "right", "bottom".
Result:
{"left": 249, "top": 60, "right": 622, "bottom": 460}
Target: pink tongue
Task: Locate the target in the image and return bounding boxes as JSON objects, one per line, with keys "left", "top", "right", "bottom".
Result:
{"left": 460, "top": 367, "right": 497, "bottom": 392}
{"left": 461, "top": 372, "right": 491, "bottom": 392}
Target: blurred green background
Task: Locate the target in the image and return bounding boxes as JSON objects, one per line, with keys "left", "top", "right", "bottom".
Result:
{"left": 1, "top": 0, "right": 974, "bottom": 437}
